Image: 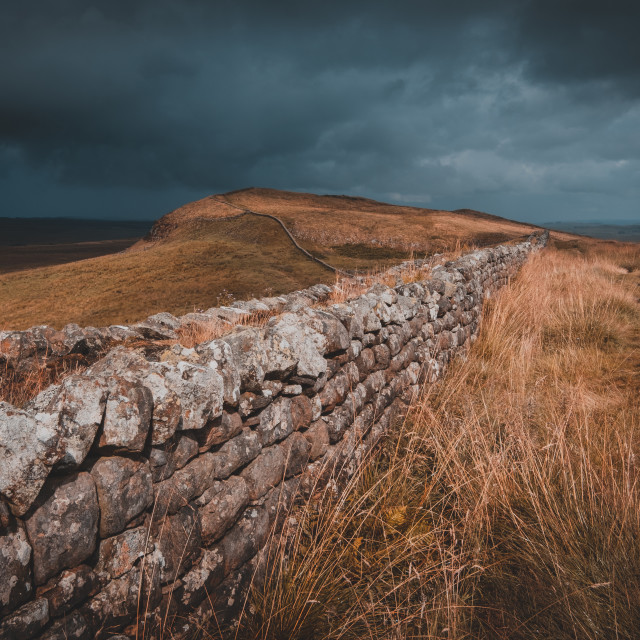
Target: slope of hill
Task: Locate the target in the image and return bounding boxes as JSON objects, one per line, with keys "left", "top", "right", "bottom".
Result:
{"left": 1, "top": 188, "right": 545, "bottom": 330}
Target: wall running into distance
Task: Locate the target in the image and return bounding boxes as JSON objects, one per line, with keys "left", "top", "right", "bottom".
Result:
{"left": 0, "top": 233, "right": 548, "bottom": 639}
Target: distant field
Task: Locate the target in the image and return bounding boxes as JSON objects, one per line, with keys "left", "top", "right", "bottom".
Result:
{"left": 1, "top": 188, "right": 565, "bottom": 330}
{"left": 0, "top": 239, "right": 140, "bottom": 274}
{"left": 0, "top": 217, "right": 151, "bottom": 245}
{"left": 545, "top": 222, "right": 640, "bottom": 242}
{"left": 0, "top": 216, "right": 331, "bottom": 329}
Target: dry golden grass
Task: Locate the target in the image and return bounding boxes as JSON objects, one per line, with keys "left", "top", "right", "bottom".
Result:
{"left": 147, "top": 188, "right": 543, "bottom": 272}
{"left": 217, "top": 241, "right": 640, "bottom": 640}
{"left": 1, "top": 188, "right": 567, "bottom": 331}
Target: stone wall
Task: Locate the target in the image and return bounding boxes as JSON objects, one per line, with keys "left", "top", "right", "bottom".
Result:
{"left": 0, "top": 232, "right": 547, "bottom": 639}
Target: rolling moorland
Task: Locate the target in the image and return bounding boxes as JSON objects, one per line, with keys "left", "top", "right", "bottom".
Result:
{"left": 0, "top": 188, "right": 638, "bottom": 639}
{"left": 0, "top": 188, "right": 551, "bottom": 330}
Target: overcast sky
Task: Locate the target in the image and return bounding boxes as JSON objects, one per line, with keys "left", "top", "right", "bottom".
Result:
{"left": 1, "top": 0, "right": 639, "bottom": 223}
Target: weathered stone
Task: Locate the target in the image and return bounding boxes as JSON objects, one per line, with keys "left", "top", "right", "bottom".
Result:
{"left": 90, "top": 457, "right": 153, "bottom": 537}
{"left": 154, "top": 452, "right": 218, "bottom": 515}
{"left": 37, "top": 565, "right": 98, "bottom": 618}
{"left": 0, "top": 524, "right": 32, "bottom": 616}
{"left": 150, "top": 506, "right": 201, "bottom": 584}
{"left": 0, "top": 403, "right": 58, "bottom": 516}
{"left": 134, "top": 312, "right": 180, "bottom": 340}
{"left": 196, "top": 339, "right": 241, "bottom": 406}
{"left": 240, "top": 446, "right": 285, "bottom": 501}
{"left": 174, "top": 546, "right": 225, "bottom": 610}
{"left": 256, "top": 398, "right": 293, "bottom": 446}
{"left": 355, "top": 348, "right": 375, "bottom": 380}
{"left": 0, "top": 597, "right": 48, "bottom": 639}
{"left": 290, "top": 395, "right": 312, "bottom": 431}
{"left": 94, "top": 526, "right": 151, "bottom": 582}
{"left": 199, "top": 476, "right": 249, "bottom": 544}
{"left": 219, "top": 506, "right": 270, "bottom": 574}
{"left": 282, "top": 384, "right": 302, "bottom": 396}
{"left": 372, "top": 343, "right": 391, "bottom": 369}
{"left": 38, "top": 610, "right": 90, "bottom": 640}
{"left": 81, "top": 564, "right": 161, "bottom": 634}
{"left": 99, "top": 379, "right": 152, "bottom": 452}
{"left": 280, "top": 432, "right": 311, "bottom": 478}
{"left": 238, "top": 392, "right": 271, "bottom": 417}
{"left": 197, "top": 411, "right": 243, "bottom": 449}
{"left": 318, "top": 372, "right": 350, "bottom": 413}
{"left": 140, "top": 371, "right": 182, "bottom": 444}
{"left": 155, "top": 359, "right": 224, "bottom": 431}
{"left": 303, "top": 420, "right": 330, "bottom": 461}
{"left": 24, "top": 472, "right": 98, "bottom": 585}
{"left": 210, "top": 428, "right": 262, "bottom": 479}
{"left": 30, "top": 375, "right": 107, "bottom": 469}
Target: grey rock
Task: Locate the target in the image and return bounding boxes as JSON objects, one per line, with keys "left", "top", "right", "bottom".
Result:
{"left": 219, "top": 506, "right": 270, "bottom": 574}
{"left": 303, "top": 420, "right": 330, "bottom": 461}
{"left": 149, "top": 506, "right": 201, "bottom": 584}
{"left": 90, "top": 457, "right": 153, "bottom": 537}
{"left": 199, "top": 476, "right": 249, "bottom": 544}
{"left": 280, "top": 432, "right": 311, "bottom": 478}
{"left": 38, "top": 565, "right": 98, "bottom": 618}
{"left": 94, "top": 526, "right": 151, "bottom": 582}
{"left": 175, "top": 546, "right": 225, "bottom": 610}
{"left": 30, "top": 375, "right": 107, "bottom": 469}
{"left": 99, "top": 379, "right": 152, "bottom": 452}
{"left": 240, "top": 446, "right": 285, "bottom": 501}
{"left": 0, "top": 403, "right": 58, "bottom": 516}
{"left": 210, "top": 428, "right": 262, "bottom": 479}
{"left": 256, "top": 398, "right": 293, "bottom": 446}
{"left": 38, "top": 610, "right": 90, "bottom": 640}
{"left": 0, "top": 524, "right": 32, "bottom": 616}
{"left": 24, "top": 472, "right": 98, "bottom": 585}
{"left": 0, "top": 597, "right": 49, "bottom": 640}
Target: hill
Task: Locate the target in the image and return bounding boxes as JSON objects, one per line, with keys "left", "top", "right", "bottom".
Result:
{"left": 1, "top": 188, "right": 549, "bottom": 330}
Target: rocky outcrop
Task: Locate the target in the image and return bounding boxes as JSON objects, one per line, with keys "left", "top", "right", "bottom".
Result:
{"left": 0, "top": 232, "right": 548, "bottom": 639}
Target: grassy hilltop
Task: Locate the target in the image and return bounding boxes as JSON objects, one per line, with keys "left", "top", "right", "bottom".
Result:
{"left": 0, "top": 188, "right": 545, "bottom": 330}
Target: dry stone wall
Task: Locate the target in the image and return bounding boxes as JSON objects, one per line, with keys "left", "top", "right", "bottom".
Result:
{"left": 0, "top": 233, "right": 548, "bottom": 639}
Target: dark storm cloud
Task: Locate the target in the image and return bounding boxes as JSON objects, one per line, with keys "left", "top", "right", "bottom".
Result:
{"left": 1, "top": 0, "right": 638, "bottom": 222}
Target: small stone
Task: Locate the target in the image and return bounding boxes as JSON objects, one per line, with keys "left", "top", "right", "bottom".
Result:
{"left": 303, "top": 421, "right": 330, "bottom": 461}
{"left": 219, "top": 506, "right": 270, "bottom": 574}
{"left": 38, "top": 610, "right": 89, "bottom": 640}
{"left": 240, "top": 446, "right": 285, "bottom": 501}
{"left": 0, "top": 523, "right": 32, "bottom": 616}
{"left": 290, "top": 395, "right": 312, "bottom": 430}
{"left": 256, "top": 398, "right": 293, "bottom": 446}
{"left": 197, "top": 411, "right": 243, "bottom": 449}
{"left": 94, "top": 526, "right": 151, "bottom": 582}
{"left": 149, "top": 506, "right": 201, "bottom": 584}
{"left": 24, "top": 472, "right": 98, "bottom": 585}
{"left": 90, "top": 457, "right": 153, "bottom": 537}
{"left": 99, "top": 379, "right": 152, "bottom": 452}
{"left": 210, "top": 429, "right": 262, "bottom": 479}
{"left": 280, "top": 432, "right": 311, "bottom": 478}
{"left": 282, "top": 384, "right": 302, "bottom": 396}
{"left": 0, "top": 597, "right": 49, "bottom": 639}
{"left": 199, "top": 476, "right": 249, "bottom": 545}
{"left": 37, "top": 565, "right": 98, "bottom": 618}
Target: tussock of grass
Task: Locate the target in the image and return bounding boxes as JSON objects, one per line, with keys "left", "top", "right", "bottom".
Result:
{"left": 220, "top": 244, "right": 640, "bottom": 640}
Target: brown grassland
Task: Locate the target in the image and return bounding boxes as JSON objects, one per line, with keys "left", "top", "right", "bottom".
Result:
{"left": 202, "top": 239, "right": 640, "bottom": 640}
{"left": 0, "top": 188, "right": 548, "bottom": 330}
